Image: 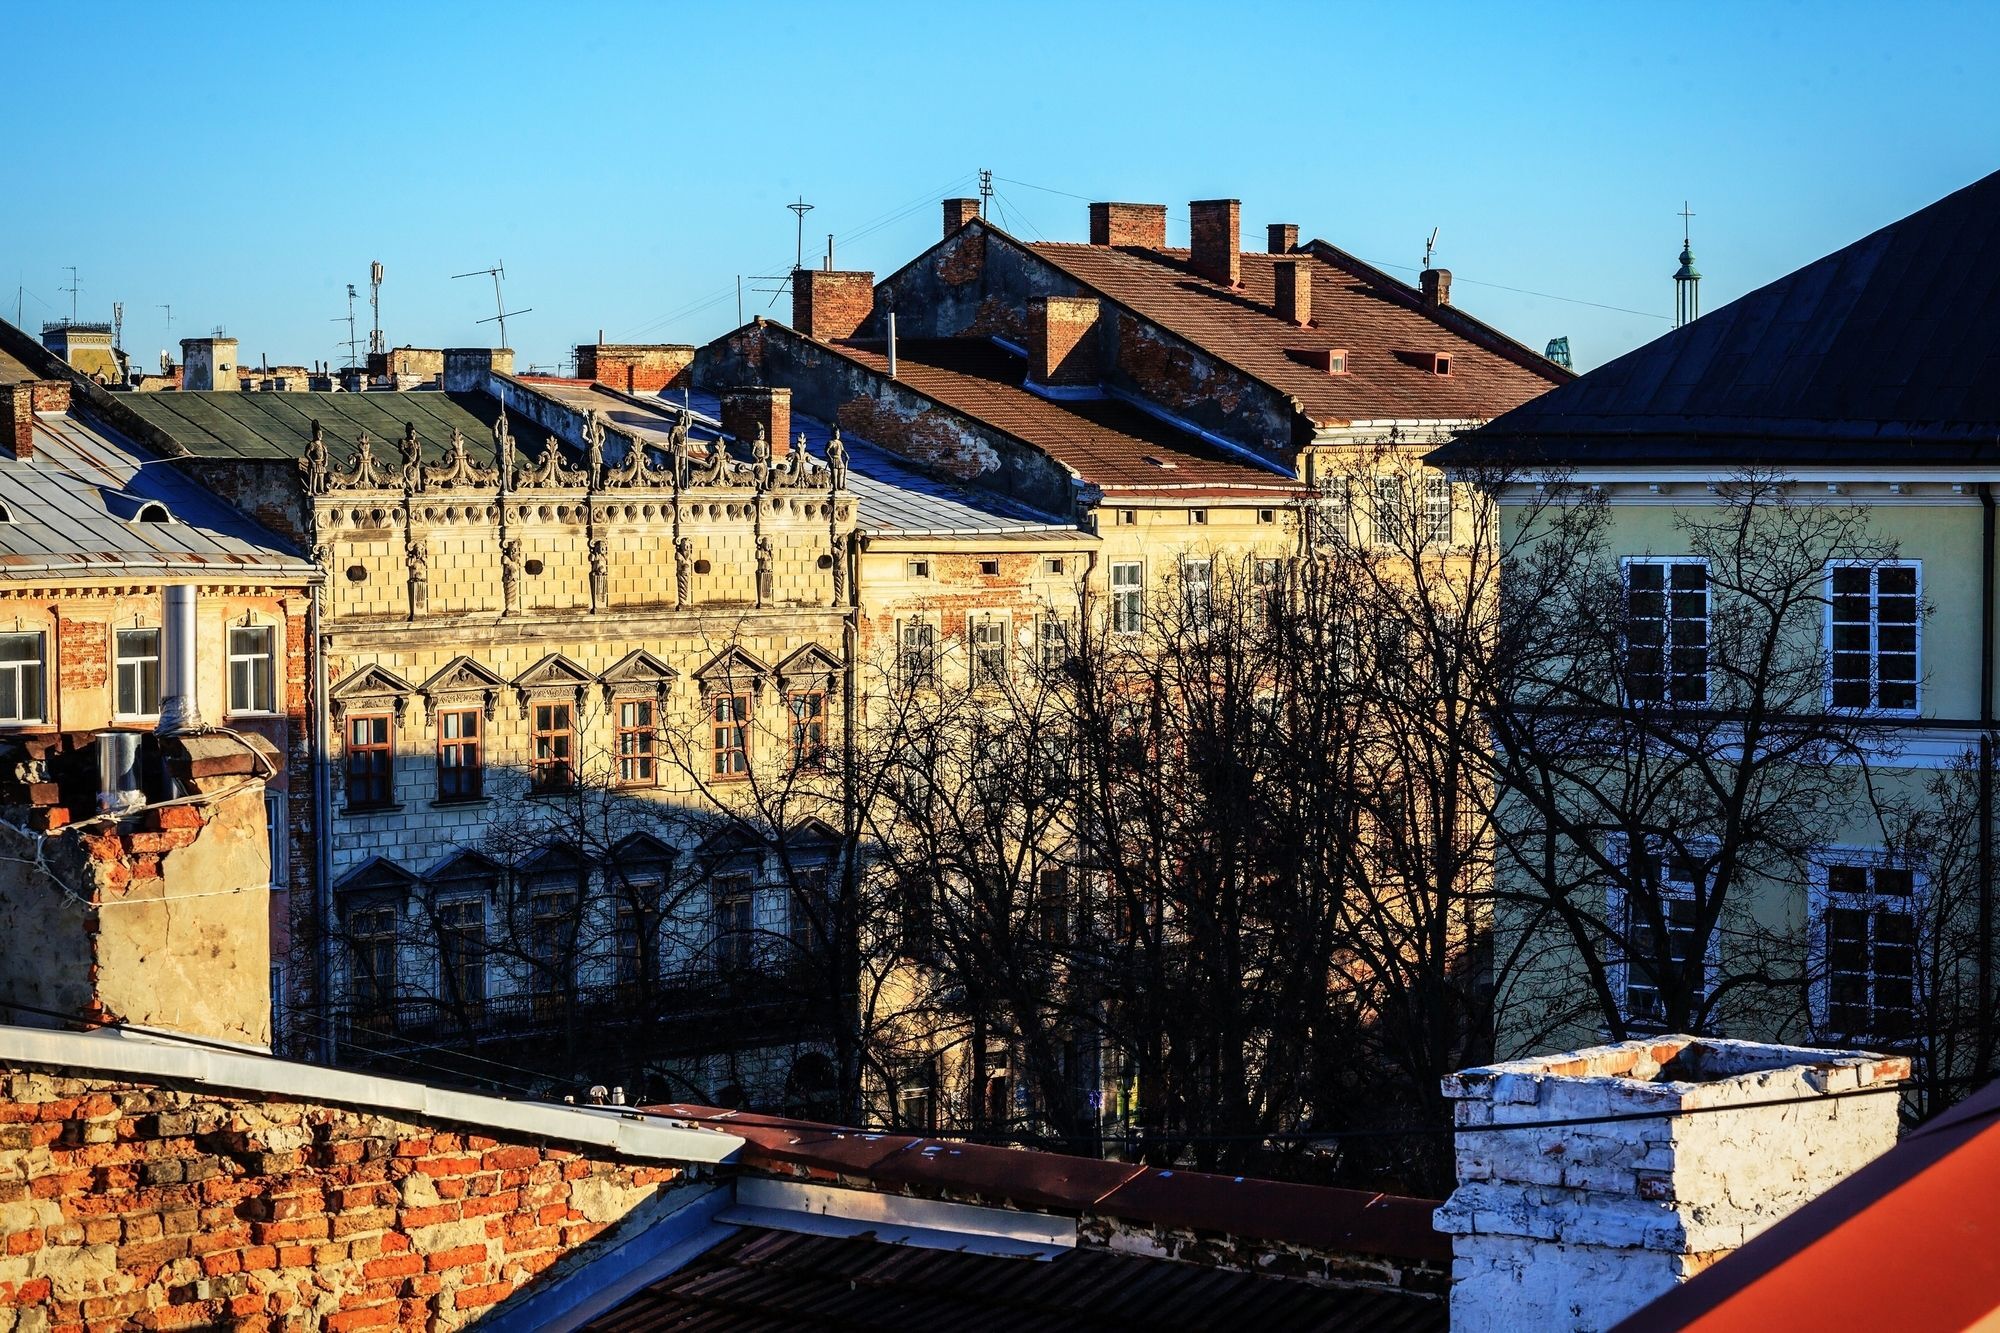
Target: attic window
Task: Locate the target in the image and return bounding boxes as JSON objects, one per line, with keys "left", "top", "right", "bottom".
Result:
{"left": 908, "top": 559, "right": 931, "bottom": 579}
{"left": 1045, "top": 557, "right": 1065, "bottom": 575}
{"left": 0, "top": 502, "right": 14, "bottom": 523}
{"left": 1257, "top": 508, "right": 1276, "bottom": 524}
{"left": 979, "top": 558, "right": 1000, "bottom": 576}
{"left": 135, "top": 502, "right": 173, "bottom": 524}
{"left": 1327, "top": 350, "right": 1348, "bottom": 374}
{"left": 1189, "top": 509, "right": 1208, "bottom": 526}
{"left": 1431, "top": 353, "right": 1453, "bottom": 377}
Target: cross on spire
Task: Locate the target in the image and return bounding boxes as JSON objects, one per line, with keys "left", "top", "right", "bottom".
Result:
{"left": 1679, "top": 201, "right": 1696, "bottom": 246}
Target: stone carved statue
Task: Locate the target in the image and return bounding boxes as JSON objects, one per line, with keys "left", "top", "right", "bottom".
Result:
{"left": 675, "top": 536, "right": 694, "bottom": 606}
{"left": 501, "top": 539, "right": 524, "bottom": 616}
{"left": 826, "top": 430, "right": 848, "bottom": 491}
{"left": 755, "top": 534, "right": 775, "bottom": 606}
{"left": 588, "top": 538, "right": 609, "bottom": 612}
{"left": 494, "top": 410, "right": 516, "bottom": 492}
{"left": 829, "top": 537, "right": 846, "bottom": 602}
{"left": 398, "top": 423, "right": 422, "bottom": 491}
{"left": 405, "top": 536, "right": 429, "bottom": 618}
{"left": 750, "top": 427, "right": 771, "bottom": 492}
{"left": 300, "top": 420, "right": 329, "bottom": 495}
{"left": 584, "top": 411, "right": 606, "bottom": 491}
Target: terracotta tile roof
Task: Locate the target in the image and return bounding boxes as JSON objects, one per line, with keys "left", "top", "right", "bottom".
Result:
{"left": 1028, "top": 241, "right": 1567, "bottom": 428}
{"left": 830, "top": 336, "right": 1305, "bottom": 495}
{"left": 585, "top": 1226, "right": 1446, "bottom": 1332}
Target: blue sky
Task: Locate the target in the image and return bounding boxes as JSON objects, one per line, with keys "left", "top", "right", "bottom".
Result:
{"left": 7, "top": 1, "right": 1995, "bottom": 375}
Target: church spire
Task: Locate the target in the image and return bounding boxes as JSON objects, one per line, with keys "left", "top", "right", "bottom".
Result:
{"left": 1674, "top": 201, "right": 1702, "bottom": 328}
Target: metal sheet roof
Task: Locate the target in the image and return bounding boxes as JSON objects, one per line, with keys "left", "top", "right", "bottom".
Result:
{"left": 1435, "top": 169, "right": 2000, "bottom": 469}
{"left": 583, "top": 1226, "right": 1445, "bottom": 1332}
{"left": 0, "top": 411, "right": 312, "bottom": 580}
{"left": 118, "top": 389, "right": 508, "bottom": 464}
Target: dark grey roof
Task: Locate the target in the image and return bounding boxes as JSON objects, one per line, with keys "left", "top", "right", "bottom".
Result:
{"left": 1432, "top": 170, "right": 2000, "bottom": 468}
{"left": 117, "top": 390, "right": 507, "bottom": 464}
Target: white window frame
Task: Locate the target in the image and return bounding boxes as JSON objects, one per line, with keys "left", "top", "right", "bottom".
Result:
{"left": 970, "top": 616, "right": 1008, "bottom": 686}
{"left": 898, "top": 617, "right": 938, "bottom": 685}
{"left": 227, "top": 621, "right": 281, "bottom": 716}
{"left": 1807, "top": 850, "right": 1923, "bottom": 1045}
{"left": 1422, "top": 475, "right": 1454, "bottom": 546}
{"left": 1180, "top": 557, "right": 1213, "bottom": 626}
{"left": 0, "top": 631, "right": 47, "bottom": 725}
{"left": 1604, "top": 836, "right": 1722, "bottom": 1030}
{"left": 1314, "top": 478, "right": 1351, "bottom": 549}
{"left": 1824, "top": 560, "right": 1921, "bottom": 717}
{"left": 1373, "top": 475, "right": 1408, "bottom": 547}
{"left": 1038, "top": 612, "right": 1073, "bottom": 669}
{"left": 113, "top": 625, "right": 162, "bottom": 720}
{"left": 1109, "top": 561, "right": 1144, "bottom": 635}
{"left": 1621, "top": 557, "right": 1710, "bottom": 706}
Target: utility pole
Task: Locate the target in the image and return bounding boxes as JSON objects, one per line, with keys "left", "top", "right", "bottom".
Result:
{"left": 978, "top": 168, "right": 993, "bottom": 219}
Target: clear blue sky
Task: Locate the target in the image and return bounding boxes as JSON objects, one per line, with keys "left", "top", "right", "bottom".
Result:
{"left": 7, "top": 1, "right": 1995, "bottom": 375}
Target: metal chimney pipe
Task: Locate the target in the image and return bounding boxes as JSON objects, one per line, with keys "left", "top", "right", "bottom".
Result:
{"left": 97, "top": 731, "right": 145, "bottom": 815}
{"left": 887, "top": 312, "right": 898, "bottom": 379}
{"left": 156, "top": 585, "right": 203, "bottom": 734}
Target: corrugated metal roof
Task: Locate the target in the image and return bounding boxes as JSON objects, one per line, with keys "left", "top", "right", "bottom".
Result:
{"left": 1435, "top": 169, "right": 2000, "bottom": 468}
{"left": 583, "top": 1226, "right": 1445, "bottom": 1332}
{"left": 118, "top": 390, "right": 507, "bottom": 463}
{"left": 0, "top": 411, "right": 312, "bottom": 580}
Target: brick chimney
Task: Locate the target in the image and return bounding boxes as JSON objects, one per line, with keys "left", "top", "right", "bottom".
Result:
{"left": 1027, "top": 297, "right": 1102, "bottom": 389}
{"left": 1268, "top": 223, "right": 1299, "bottom": 254}
{"left": 943, "top": 198, "right": 983, "bottom": 236}
{"left": 793, "top": 270, "right": 875, "bottom": 342}
{"left": 1420, "top": 267, "right": 1453, "bottom": 306}
{"left": 1088, "top": 202, "right": 1168, "bottom": 248}
{"left": 179, "top": 336, "right": 239, "bottom": 391}
{"left": 1272, "top": 260, "right": 1312, "bottom": 327}
{"left": 1189, "top": 199, "right": 1242, "bottom": 287}
{"left": 721, "top": 386, "right": 794, "bottom": 458}
{"left": 442, "top": 347, "right": 516, "bottom": 393}
{"left": 575, "top": 343, "right": 695, "bottom": 393}
{"left": 1, "top": 384, "right": 33, "bottom": 460}
{"left": 1436, "top": 1037, "right": 1908, "bottom": 1333}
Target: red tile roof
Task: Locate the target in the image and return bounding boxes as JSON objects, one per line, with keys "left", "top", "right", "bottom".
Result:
{"left": 1028, "top": 241, "right": 1568, "bottom": 428}
{"left": 830, "top": 336, "right": 1305, "bottom": 495}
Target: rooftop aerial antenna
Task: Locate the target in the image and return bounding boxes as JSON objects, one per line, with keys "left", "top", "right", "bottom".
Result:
{"left": 979, "top": 168, "right": 993, "bottom": 219}
{"left": 61, "top": 266, "right": 81, "bottom": 323}
{"left": 1421, "top": 228, "right": 1440, "bottom": 272}
{"left": 368, "top": 261, "right": 385, "bottom": 356}
{"left": 334, "top": 284, "right": 362, "bottom": 368}
{"left": 787, "top": 198, "right": 815, "bottom": 275}
{"left": 453, "top": 261, "right": 529, "bottom": 349}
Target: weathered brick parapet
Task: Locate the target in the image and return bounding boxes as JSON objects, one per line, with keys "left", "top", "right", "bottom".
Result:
{"left": 0, "top": 1068, "right": 707, "bottom": 1332}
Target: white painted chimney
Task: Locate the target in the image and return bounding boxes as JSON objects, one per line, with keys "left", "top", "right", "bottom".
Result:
{"left": 156, "top": 585, "right": 203, "bottom": 734}
{"left": 1435, "top": 1036, "right": 1908, "bottom": 1333}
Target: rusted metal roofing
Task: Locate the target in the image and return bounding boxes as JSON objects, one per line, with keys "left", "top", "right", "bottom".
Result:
{"left": 1618, "top": 1077, "right": 2000, "bottom": 1332}
{"left": 1029, "top": 240, "right": 1568, "bottom": 429}
{"left": 117, "top": 390, "right": 508, "bottom": 464}
{"left": 830, "top": 337, "right": 1307, "bottom": 494}
{"left": 648, "top": 1105, "right": 1448, "bottom": 1265}
{"left": 582, "top": 1226, "right": 1445, "bottom": 1332}
{"left": 1435, "top": 168, "right": 2000, "bottom": 469}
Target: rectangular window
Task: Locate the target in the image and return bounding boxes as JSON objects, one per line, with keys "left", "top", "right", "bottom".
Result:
{"left": 1620, "top": 851, "right": 1705, "bottom": 1026}
{"left": 1189, "top": 509, "right": 1208, "bottom": 526}
{"left": 530, "top": 702, "right": 574, "bottom": 792}
{"left": 711, "top": 693, "right": 750, "bottom": 779}
{"left": 527, "top": 889, "right": 578, "bottom": 993}
{"left": 1423, "top": 475, "right": 1453, "bottom": 546}
{"left": 616, "top": 698, "right": 657, "bottom": 786}
{"left": 1039, "top": 614, "right": 1072, "bottom": 669}
{"left": 1181, "top": 558, "right": 1213, "bottom": 626}
{"left": 1374, "top": 476, "right": 1407, "bottom": 547}
{"left": 0, "top": 632, "right": 46, "bottom": 724}
{"left": 615, "top": 902, "right": 655, "bottom": 988}
{"left": 1110, "top": 561, "right": 1144, "bottom": 634}
{"left": 1045, "top": 557, "right": 1065, "bottom": 575}
{"left": 436, "top": 708, "right": 482, "bottom": 802}
{"left": 1625, "top": 560, "right": 1709, "bottom": 704}
{"left": 1821, "top": 861, "right": 1916, "bottom": 1043}
{"left": 1254, "top": 558, "right": 1282, "bottom": 628}
{"left": 715, "top": 878, "right": 756, "bottom": 971}
{"left": 114, "top": 627, "right": 161, "bottom": 718}
{"left": 790, "top": 866, "right": 828, "bottom": 954}
{"left": 972, "top": 618, "right": 1007, "bottom": 685}
{"left": 345, "top": 713, "right": 394, "bottom": 808}
{"left": 348, "top": 904, "right": 398, "bottom": 1014}
{"left": 1038, "top": 867, "right": 1069, "bottom": 945}
{"left": 898, "top": 1077, "right": 936, "bottom": 1132}
{"left": 1118, "top": 509, "right": 1137, "bottom": 526}
{"left": 907, "top": 559, "right": 931, "bottom": 579}
{"left": 788, "top": 690, "right": 826, "bottom": 765}
{"left": 1829, "top": 563, "right": 1919, "bottom": 713}
{"left": 1314, "top": 478, "right": 1350, "bottom": 548}
{"left": 1258, "top": 507, "right": 1276, "bottom": 525}
{"left": 228, "top": 625, "right": 277, "bottom": 714}
{"left": 979, "top": 558, "right": 1000, "bottom": 576}
{"left": 899, "top": 620, "right": 937, "bottom": 685}
{"left": 436, "top": 897, "right": 486, "bottom": 1010}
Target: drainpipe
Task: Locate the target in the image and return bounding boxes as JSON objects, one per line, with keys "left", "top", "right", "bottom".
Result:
{"left": 311, "top": 580, "right": 336, "bottom": 1065}
{"left": 1980, "top": 484, "right": 1995, "bottom": 1081}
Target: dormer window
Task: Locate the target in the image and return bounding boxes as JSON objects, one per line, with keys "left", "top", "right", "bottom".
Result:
{"left": 1431, "top": 353, "right": 1453, "bottom": 377}
{"left": 1327, "top": 350, "right": 1348, "bottom": 374}
{"left": 0, "top": 502, "right": 14, "bottom": 523}
{"left": 135, "top": 502, "right": 173, "bottom": 523}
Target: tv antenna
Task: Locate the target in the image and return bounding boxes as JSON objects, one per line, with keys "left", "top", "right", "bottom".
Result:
{"left": 60, "top": 266, "right": 81, "bottom": 323}
{"left": 368, "top": 261, "right": 385, "bottom": 355}
{"left": 1421, "top": 228, "right": 1439, "bottom": 271}
{"left": 158, "top": 304, "right": 173, "bottom": 350}
{"left": 786, "top": 198, "right": 815, "bottom": 274}
{"left": 452, "top": 261, "right": 529, "bottom": 349}
{"left": 334, "top": 284, "right": 362, "bottom": 367}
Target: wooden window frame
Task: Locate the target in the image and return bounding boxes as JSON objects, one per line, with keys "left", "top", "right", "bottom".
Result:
{"left": 345, "top": 712, "right": 395, "bottom": 809}
{"left": 711, "top": 692, "right": 751, "bottom": 781}
{"left": 615, "top": 697, "right": 659, "bottom": 787}
{"left": 530, "top": 701, "right": 576, "bottom": 793}
{"left": 787, "top": 689, "right": 826, "bottom": 767}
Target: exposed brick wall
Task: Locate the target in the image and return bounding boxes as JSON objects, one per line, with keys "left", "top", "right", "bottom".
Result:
{"left": 1, "top": 387, "right": 36, "bottom": 461}
{"left": 1189, "top": 200, "right": 1242, "bottom": 287}
{"left": 1088, "top": 203, "right": 1167, "bottom": 249}
{"left": 574, "top": 345, "right": 694, "bottom": 395}
{"left": 791, "top": 272, "right": 874, "bottom": 342}
{"left": 1027, "top": 298, "right": 1102, "bottom": 388}
{"left": 0, "top": 1070, "right": 691, "bottom": 1331}
{"left": 1272, "top": 259, "right": 1311, "bottom": 327}
{"left": 719, "top": 388, "right": 793, "bottom": 457}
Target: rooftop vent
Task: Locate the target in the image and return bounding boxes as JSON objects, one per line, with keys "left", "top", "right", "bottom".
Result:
{"left": 1142, "top": 455, "right": 1179, "bottom": 470}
